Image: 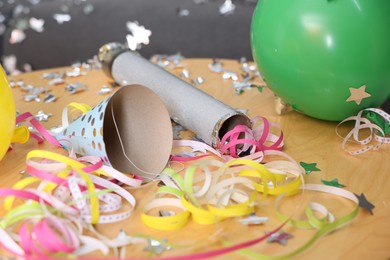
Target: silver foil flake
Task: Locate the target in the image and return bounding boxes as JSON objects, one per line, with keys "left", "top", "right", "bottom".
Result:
{"left": 44, "top": 94, "right": 57, "bottom": 103}
{"left": 48, "top": 77, "right": 65, "bottom": 86}
{"left": 9, "top": 29, "right": 26, "bottom": 44}
{"left": 35, "top": 110, "right": 52, "bottom": 122}
{"left": 150, "top": 53, "right": 185, "bottom": 68}
{"left": 239, "top": 213, "right": 269, "bottom": 225}
{"left": 192, "top": 76, "right": 204, "bottom": 86}
{"left": 177, "top": 7, "right": 190, "bottom": 17}
{"left": 180, "top": 69, "right": 190, "bottom": 79}
{"left": 29, "top": 17, "right": 44, "bottom": 32}
{"left": 66, "top": 68, "right": 86, "bottom": 77}
{"left": 144, "top": 239, "right": 172, "bottom": 255}
{"left": 53, "top": 13, "right": 71, "bottom": 24}
{"left": 208, "top": 59, "right": 223, "bottom": 73}
{"left": 219, "top": 0, "right": 236, "bottom": 16}
{"left": 42, "top": 72, "right": 62, "bottom": 79}
{"left": 222, "top": 70, "right": 238, "bottom": 81}
{"left": 24, "top": 94, "right": 40, "bottom": 102}
{"left": 97, "top": 85, "right": 112, "bottom": 95}
{"left": 65, "top": 83, "right": 87, "bottom": 94}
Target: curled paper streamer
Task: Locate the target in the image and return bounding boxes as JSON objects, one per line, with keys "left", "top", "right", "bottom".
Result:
{"left": 337, "top": 108, "right": 390, "bottom": 155}
{"left": 142, "top": 151, "right": 304, "bottom": 230}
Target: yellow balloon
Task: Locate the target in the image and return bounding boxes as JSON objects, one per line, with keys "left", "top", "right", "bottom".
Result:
{"left": 0, "top": 66, "right": 29, "bottom": 161}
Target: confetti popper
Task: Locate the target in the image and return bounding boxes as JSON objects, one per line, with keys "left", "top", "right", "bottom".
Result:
{"left": 99, "top": 43, "right": 251, "bottom": 147}
{"left": 55, "top": 85, "right": 172, "bottom": 181}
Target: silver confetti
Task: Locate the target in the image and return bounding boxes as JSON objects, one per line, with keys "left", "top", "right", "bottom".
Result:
{"left": 29, "top": 17, "right": 44, "bottom": 32}
{"left": 208, "top": 59, "right": 223, "bottom": 73}
{"left": 66, "top": 68, "right": 86, "bottom": 77}
{"left": 42, "top": 72, "right": 62, "bottom": 79}
{"left": 144, "top": 239, "right": 171, "bottom": 255}
{"left": 9, "top": 29, "right": 26, "bottom": 44}
{"left": 159, "top": 210, "right": 175, "bottom": 217}
{"left": 65, "top": 83, "right": 87, "bottom": 94}
{"left": 239, "top": 213, "right": 269, "bottom": 225}
{"left": 48, "top": 77, "right": 65, "bottom": 86}
{"left": 35, "top": 110, "right": 52, "bottom": 122}
{"left": 24, "top": 94, "right": 40, "bottom": 102}
{"left": 44, "top": 94, "right": 57, "bottom": 103}
{"left": 219, "top": 0, "right": 236, "bottom": 16}
{"left": 222, "top": 70, "right": 238, "bottom": 81}
{"left": 180, "top": 69, "right": 190, "bottom": 79}
{"left": 192, "top": 76, "right": 204, "bottom": 86}
{"left": 28, "top": 0, "right": 41, "bottom": 4}
{"left": 177, "top": 7, "right": 190, "bottom": 17}
{"left": 97, "top": 85, "right": 112, "bottom": 95}
{"left": 53, "top": 13, "right": 71, "bottom": 24}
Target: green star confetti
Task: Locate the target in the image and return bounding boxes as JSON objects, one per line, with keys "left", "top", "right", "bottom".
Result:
{"left": 321, "top": 178, "right": 346, "bottom": 188}
{"left": 299, "top": 162, "right": 320, "bottom": 174}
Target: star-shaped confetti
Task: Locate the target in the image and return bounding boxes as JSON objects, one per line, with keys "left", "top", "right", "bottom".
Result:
{"left": 321, "top": 178, "right": 346, "bottom": 188}
{"left": 266, "top": 230, "right": 293, "bottom": 246}
{"left": 299, "top": 162, "right": 320, "bottom": 174}
{"left": 144, "top": 238, "right": 171, "bottom": 255}
{"left": 354, "top": 193, "right": 375, "bottom": 215}
{"left": 346, "top": 85, "right": 371, "bottom": 105}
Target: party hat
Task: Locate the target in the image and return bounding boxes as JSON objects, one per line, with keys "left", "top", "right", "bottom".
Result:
{"left": 55, "top": 84, "right": 173, "bottom": 181}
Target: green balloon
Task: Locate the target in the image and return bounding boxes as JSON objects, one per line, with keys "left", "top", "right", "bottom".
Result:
{"left": 251, "top": 0, "right": 390, "bottom": 121}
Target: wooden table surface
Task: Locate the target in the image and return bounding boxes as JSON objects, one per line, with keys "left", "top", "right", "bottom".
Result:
{"left": 1, "top": 58, "right": 389, "bottom": 259}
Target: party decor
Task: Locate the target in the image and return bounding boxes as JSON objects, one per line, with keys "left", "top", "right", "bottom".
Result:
{"left": 55, "top": 84, "right": 173, "bottom": 181}
{"left": 0, "top": 65, "right": 29, "bottom": 161}
{"left": 251, "top": 0, "right": 390, "bottom": 121}
{"left": 98, "top": 43, "right": 251, "bottom": 148}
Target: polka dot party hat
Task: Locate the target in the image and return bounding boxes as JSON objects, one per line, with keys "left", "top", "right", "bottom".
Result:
{"left": 55, "top": 84, "right": 173, "bottom": 181}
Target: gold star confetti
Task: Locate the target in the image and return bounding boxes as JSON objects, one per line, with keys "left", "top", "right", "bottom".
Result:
{"left": 346, "top": 85, "right": 371, "bottom": 105}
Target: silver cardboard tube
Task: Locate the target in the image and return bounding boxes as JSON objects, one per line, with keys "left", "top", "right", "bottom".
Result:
{"left": 99, "top": 43, "right": 251, "bottom": 147}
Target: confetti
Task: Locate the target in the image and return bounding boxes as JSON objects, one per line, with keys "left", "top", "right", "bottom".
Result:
{"left": 180, "top": 69, "right": 190, "bottom": 79}
{"left": 65, "top": 83, "right": 87, "bottom": 94}
{"left": 354, "top": 193, "right": 375, "bottom": 215}
{"left": 299, "top": 162, "right": 320, "bottom": 174}
{"left": 239, "top": 213, "right": 269, "bottom": 225}
{"left": 48, "top": 77, "right": 65, "bottom": 86}
{"left": 29, "top": 17, "right": 44, "bottom": 32}
{"left": 53, "top": 13, "right": 71, "bottom": 24}
{"left": 222, "top": 70, "right": 238, "bottom": 81}
{"left": 34, "top": 110, "right": 52, "bottom": 122}
{"left": 97, "top": 85, "right": 112, "bottom": 95}
{"left": 208, "top": 59, "right": 223, "bottom": 73}
{"left": 144, "top": 239, "right": 171, "bottom": 255}
{"left": 177, "top": 7, "right": 190, "bottom": 17}
{"left": 219, "top": 0, "right": 236, "bottom": 16}
{"left": 321, "top": 178, "right": 346, "bottom": 188}
{"left": 266, "top": 230, "right": 293, "bottom": 246}
{"left": 44, "top": 94, "right": 57, "bottom": 103}
{"left": 9, "top": 28, "right": 26, "bottom": 44}
{"left": 192, "top": 76, "right": 204, "bottom": 86}
{"left": 126, "top": 21, "right": 152, "bottom": 50}
{"left": 24, "top": 94, "right": 40, "bottom": 102}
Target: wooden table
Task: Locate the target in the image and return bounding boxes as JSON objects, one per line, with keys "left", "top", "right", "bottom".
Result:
{"left": 1, "top": 59, "right": 389, "bottom": 259}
